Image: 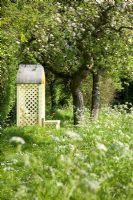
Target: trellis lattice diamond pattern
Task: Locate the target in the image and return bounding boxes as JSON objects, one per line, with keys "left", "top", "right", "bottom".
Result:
{"left": 18, "top": 84, "right": 39, "bottom": 125}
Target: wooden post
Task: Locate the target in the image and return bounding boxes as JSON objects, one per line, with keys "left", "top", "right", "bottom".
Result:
{"left": 17, "top": 86, "right": 20, "bottom": 126}
{"left": 39, "top": 84, "right": 42, "bottom": 125}
{"left": 42, "top": 118, "right": 45, "bottom": 126}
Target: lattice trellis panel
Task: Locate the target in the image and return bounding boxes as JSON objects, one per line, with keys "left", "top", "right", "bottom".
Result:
{"left": 17, "top": 84, "right": 39, "bottom": 126}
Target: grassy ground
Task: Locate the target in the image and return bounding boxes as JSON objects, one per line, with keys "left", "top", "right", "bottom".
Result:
{"left": 0, "top": 106, "right": 133, "bottom": 200}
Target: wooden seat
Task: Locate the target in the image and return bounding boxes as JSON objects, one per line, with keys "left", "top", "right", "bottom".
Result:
{"left": 42, "top": 119, "right": 60, "bottom": 129}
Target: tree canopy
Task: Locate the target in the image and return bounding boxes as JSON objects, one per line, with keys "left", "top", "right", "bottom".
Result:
{"left": 1, "top": 0, "right": 133, "bottom": 125}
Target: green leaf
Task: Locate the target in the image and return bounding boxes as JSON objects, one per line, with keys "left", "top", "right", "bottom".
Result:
{"left": 20, "top": 32, "right": 27, "bottom": 43}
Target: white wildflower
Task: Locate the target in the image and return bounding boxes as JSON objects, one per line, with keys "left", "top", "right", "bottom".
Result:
{"left": 75, "top": 151, "right": 86, "bottom": 160}
{"left": 115, "top": 141, "right": 125, "bottom": 147}
{"left": 60, "top": 155, "right": 72, "bottom": 165}
{"left": 15, "top": 185, "right": 27, "bottom": 198}
{"left": 56, "top": 181, "right": 63, "bottom": 188}
{"left": 12, "top": 159, "right": 18, "bottom": 164}
{"left": 69, "top": 7, "right": 75, "bottom": 12}
{"left": 33, "top": 143, "right": 37, "bottom": 147}
{"left": 3, "top": 166, "right": 14, "bottom": 171}
{"left": 51, "top": 135, "right": 60, "bottom": 142}
{"left": 56, "top": 2, "right": 61, "bottom": 6}
{"left": 95, "top": 135, "right": 102, "bottom": 141}
{"left": 72, "top": 32, "right": 76, "bottom": 37}
{"left": 49, "top": 34, "right": 54, "bottom": 38}
{"left": 80, "top": 169, "right": 88, "bottom": 176}
{"left": 113, "top": 156, "right": 120, "bottom": 161}
{"left": 96, "top": 0, "right": 104, "bottom": 4}
{"left": 81, "top": 28, "right": 85, "bottom": 32}
{"left": 10, "top": 136, "right": 25, "bottom": 145}
{"left": 87, "top": 180, "right": 100, "bottom": 192}
{"left": 16, "top": 41, "right": 20, "bottom": 44}
{"left": 60, "top": 155, "right": 65, "bottom": 162}
{"left": 55, "top": 17, "right": 61, "bottom": 23}
{"left": 49, "top": 44, "right": 54, "bottom": 47}
{"left": 65, "top": 131, "right": 82, "bottom": 141}
{"left": 71, "top": 22, "right": 77, "bottom": 27}
{"left": 100, "top": 173, "right": 113, "bottom": 182}
{"left": 96, "top": 143, "right": 107, "bottom": 152}
{"left": 1, "top": 162, "right": 5, "bottom": 166}
{"left": 68, "top": 144, "right": 75, "bottom": 151}
{"left": 85, "top": 163, "right": 93, "bottom": 170}
{"left": 78, "top": 7, "right": 83, "bottom": 11}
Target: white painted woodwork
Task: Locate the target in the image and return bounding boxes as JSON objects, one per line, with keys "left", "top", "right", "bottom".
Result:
{"left": 17, "top": 65, "right": 45, "bottom": 126}
{"left": 17, "top": 64, "right": 60, "bottom": 128}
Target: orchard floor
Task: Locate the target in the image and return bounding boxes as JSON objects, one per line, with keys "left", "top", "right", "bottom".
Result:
{"left": 0, "top": 107, "right": 133, "bottom": 200}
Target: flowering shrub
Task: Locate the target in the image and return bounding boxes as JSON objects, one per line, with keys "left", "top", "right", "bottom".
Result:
{"left": 0, "top": 106, "right": 133, "bottom": 199}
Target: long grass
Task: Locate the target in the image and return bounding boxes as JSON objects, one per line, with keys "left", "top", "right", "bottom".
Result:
{"left": 0, "top": 106, "right": 133, "bottom": 200}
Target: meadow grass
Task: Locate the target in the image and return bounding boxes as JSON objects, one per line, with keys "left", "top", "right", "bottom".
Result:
{"left": 0, "top": 106, "right": 133, "bottom": 200}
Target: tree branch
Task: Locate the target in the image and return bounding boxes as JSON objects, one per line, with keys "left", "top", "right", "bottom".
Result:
{"left": 106, "top": 26, "right": 133, "bottom": 32}
{"left": 42, "top": 63, "right": 71, "bottom": 79}
{"left": 26, "top": 45, "right": 71, "bottom": 79}
{"left": 118, "top": 26, "right": 133, "bottom": 31}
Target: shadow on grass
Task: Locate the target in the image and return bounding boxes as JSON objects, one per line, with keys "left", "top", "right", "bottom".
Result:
{"left": 0, "top": 126, "right": 36, "bottom": 144}
{"left": 0, "top": 126, "right": 65, "bottom": 152}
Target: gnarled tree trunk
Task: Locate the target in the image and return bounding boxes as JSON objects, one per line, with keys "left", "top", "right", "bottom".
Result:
{"left": 91, "top": 71, "right": 101, "bottom": 121}
{"left": 71, "top": 75, "right": 84, "bottom": 125}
